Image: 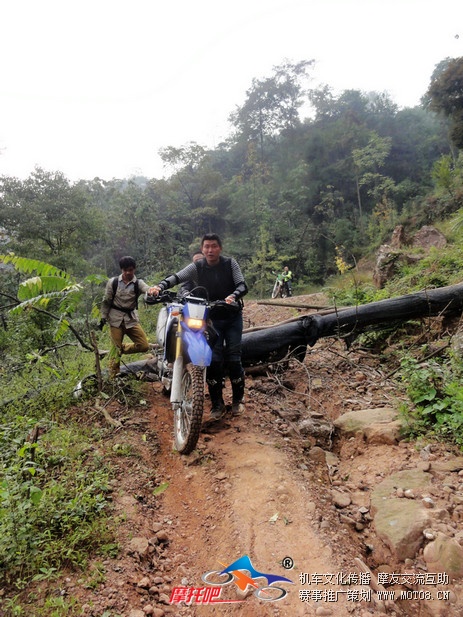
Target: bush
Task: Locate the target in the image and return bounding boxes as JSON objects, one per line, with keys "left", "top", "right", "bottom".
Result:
{"left": 398, "top": 353, "right": 463, "bottom": 447}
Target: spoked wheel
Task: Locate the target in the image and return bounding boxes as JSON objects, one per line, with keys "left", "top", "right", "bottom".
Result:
{"left": 271, "top": 281, "right": 281, "bottom": 299}
{"left": 173, "top": 364, "right": 205, "bottom": 454}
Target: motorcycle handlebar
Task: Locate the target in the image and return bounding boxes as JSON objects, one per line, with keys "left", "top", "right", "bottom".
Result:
{"left": 144, "top": 291, "right": 239, "bottom": 310}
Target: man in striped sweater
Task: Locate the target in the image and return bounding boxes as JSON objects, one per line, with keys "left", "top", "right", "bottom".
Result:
{"left": 152, "top": 234, "right": 248, "bottom": 419}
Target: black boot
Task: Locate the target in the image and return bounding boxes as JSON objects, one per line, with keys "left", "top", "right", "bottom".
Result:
{"left": 206, "top": 362, "right": 225, "bottom": 419}
{"left": 228, "top": 362, "right": 245, "bottom": 416}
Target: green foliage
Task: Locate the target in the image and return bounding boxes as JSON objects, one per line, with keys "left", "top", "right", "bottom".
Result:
{"left": 0, "top": 67, "right": 453, "bottom": 287}
{"left": 0, "top": 168, "right": 106, "bottom": 274}
{"left": 426, "top": 56, "right": 463, "bottom": 149}
{"left": 230, "top": 60, "right": 313, "bottom": 146}
{"left": 0, "top": 411, "right": 115, "bottom": 586}
{"left": 1, "top": 254, "right": 107, "bottom": 352}
{"left": 389, "top": 245, "right": 463, "bottom": 293}
{"left": 398, "top": 353, "right": 463, "bottom": 447}
{"left": 246, "top": 226, "right": 292, "bottom": 297}
{"left": 324, "top": 275, "right": 387, "bottom": 307}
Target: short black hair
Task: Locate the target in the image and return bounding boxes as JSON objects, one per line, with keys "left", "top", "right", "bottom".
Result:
{"left": 201, "top": 233, "right": 222, "bottom": 248}
{"left": 119, "top": 256, "right": 136, "bottom": 269}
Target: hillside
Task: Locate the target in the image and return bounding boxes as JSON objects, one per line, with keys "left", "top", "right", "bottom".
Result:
{"left": 7, "top": 294, "right": 463, "bottom": 617}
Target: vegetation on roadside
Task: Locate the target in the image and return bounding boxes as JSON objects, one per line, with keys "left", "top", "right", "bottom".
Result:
{"left": 398, "top": 353, "right": 463, "bottom": 447}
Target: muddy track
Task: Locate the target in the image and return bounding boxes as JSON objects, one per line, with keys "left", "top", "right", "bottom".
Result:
{"left": 152, "top": 385, "right": 353, "bottom": 616}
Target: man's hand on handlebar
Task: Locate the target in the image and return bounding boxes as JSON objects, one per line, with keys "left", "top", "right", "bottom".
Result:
{"left": 147, "top": 286, "right": 162, "bottom": 296}
{"left": 225, "top": 294, "right": 236, "bottom": 304}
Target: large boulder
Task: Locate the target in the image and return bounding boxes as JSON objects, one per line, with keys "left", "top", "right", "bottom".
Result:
{"left": 412, "top": 225, "right": 447, "bottom": 252}
{"left": 370, "top": 469, "right": 433, "bottom": 560}
{"left": 373, "top": 225, "right": 447, "bottom": 288}
{"left": 333, "top": 407, "right": 402, "bottom": 444}
{"left": 423, "top": 533, "right": 463, "bottom": 579}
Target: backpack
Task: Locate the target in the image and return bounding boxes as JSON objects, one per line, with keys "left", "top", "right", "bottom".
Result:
{"left": 111, "top": 277, "right": 139, "bottom": 312}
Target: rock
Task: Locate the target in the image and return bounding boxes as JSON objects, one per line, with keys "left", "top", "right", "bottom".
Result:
{"left": 422, "top": 496, "right": 435, "bottom": 508}
{"left": 325, "top": 451, "right": 339, "bottom": 467}
{"left": 307, "top": 446, "right": 326, "bottom": 462}
{"left": 298, "top": 416, "right": 333, "bottom": 448}
{"left": 333, "top": 408, "right": 401, "bottom": 444}
{"left": 371, "top": 469, "right": 432, "bottom": 560}
{"left": 158, "top": 593, "right": 171, "bottom": 604}
{"left": 390, "top": 224, "right": 406, "bottom": 248}
{"left": 423, "top": 532, "right": 463, "bottom": 578}
{"left": 127, "top": 537, "right": 150, "bottom": 556}
{"left": 431, "top": 457, "right": 463, "bottom": 472}
{"left": 374, "top": 499, "right": 431, "bottom": 560}
{"left": 129, "top": 611, "right": 146, "bottom": 617}
{"left": 411, "top": 225, "right": 447, "bottom": 252}
{"left": 364, "top": 420, "right": 403, "bottom": 445}
{"left": 137, "top": 576, "right": 151, "bottom": 588}
{"left": 373, "top": 245, "right": 402, "bottom": 288}
{"left": 156, "top": 531, "right": 169, "bottom": 544}
{"left": 331, "top": 489, "right": 351, "bottom": 509}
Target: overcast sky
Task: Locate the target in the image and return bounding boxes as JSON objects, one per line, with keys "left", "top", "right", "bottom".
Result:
{"left": 0, "top": 0, "right": 462, "bottom": 182}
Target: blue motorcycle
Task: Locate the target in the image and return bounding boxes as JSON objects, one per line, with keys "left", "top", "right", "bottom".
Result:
{"left": 146, "top": 290, "right": 220, "bottom": 454}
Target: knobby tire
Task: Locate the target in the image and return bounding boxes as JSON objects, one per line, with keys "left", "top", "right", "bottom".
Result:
{"left": 271, "top": 281, "right": 281, "bottom": 299}
{"left": 173, "top": 363, "right": 205, "bottom": 454}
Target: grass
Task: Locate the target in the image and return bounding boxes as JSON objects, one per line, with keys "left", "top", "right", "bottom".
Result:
{"left": 0, "top": 341, "right": 138, "bottom": 617}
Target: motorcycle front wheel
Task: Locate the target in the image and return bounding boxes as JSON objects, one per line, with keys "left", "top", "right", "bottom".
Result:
{"left": 173, "top": 363, "right": 205, "bottom": 454}
{"left": 271, "top": 281, "right": 281, "bottom": 299}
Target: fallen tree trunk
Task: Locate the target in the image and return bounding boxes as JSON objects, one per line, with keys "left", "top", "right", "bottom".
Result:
{"left": 309, "top": 282, "right": 463, "bottom": 341}
{"left": 240, "top": 282, "right": 463, "bottom": 366}
{"left": 118, "top": 283, "right": 463, "bottom": 377}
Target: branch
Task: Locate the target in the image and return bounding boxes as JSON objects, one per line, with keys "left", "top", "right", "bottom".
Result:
{"left": 257, "top": 300, "right": 332, "bottom": 310}
{"left": 0, "top": 290, "right": 93, "bottom": 351}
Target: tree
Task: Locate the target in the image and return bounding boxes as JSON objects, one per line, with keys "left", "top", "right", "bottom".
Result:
{"left": 229, "top": 60, "right": 314, "bottom": 164}
{"left": 159, "top": 143, "right": 224, "bottom": 237}
{"left": 0, "top": 254, "right": 105, "bottom": 352}
{"left": 243, "top": 225, "right": 292, "bottom": 298}
{"left": 352, "top": 133, "right": 395, "bottom": 212}
{"left": 0, "top": 168, "right": 104, "bottom": 273}
{"left": 426, "top": 57, "right": 463, "bottom": 149}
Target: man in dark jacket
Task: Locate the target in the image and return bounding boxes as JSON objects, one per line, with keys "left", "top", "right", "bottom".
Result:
{"left": 151, "top": 234, "right": 248, "bottom": 419}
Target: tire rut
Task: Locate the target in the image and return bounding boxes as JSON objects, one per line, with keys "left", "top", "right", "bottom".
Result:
{"left": 153, "top": 384, "right": 353, "bottom": 616}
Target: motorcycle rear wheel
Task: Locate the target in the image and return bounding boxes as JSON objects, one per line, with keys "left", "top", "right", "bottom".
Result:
{"left": 173, "top": 364, "right": 205, "bottom": 454}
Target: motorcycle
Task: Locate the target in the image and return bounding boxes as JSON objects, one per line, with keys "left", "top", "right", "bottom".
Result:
{"left": 145, "top": 290, "right": 232, "bottom": 455}
{"left": 271, "top": 274, "right": 290, "bottom": 299}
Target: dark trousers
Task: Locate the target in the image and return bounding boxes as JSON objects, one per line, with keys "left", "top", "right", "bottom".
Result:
{"left": 206, "top": 312, "right": 245, "bottom": 404}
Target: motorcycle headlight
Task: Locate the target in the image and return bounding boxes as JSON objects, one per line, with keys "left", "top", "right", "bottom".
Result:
{"left": 185, "top": 317, "right": 204, "bottom": 330}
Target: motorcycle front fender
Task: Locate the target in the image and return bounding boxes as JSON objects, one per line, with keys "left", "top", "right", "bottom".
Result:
{"left": 182, "top": 328, "right": 212, "bottom": 366}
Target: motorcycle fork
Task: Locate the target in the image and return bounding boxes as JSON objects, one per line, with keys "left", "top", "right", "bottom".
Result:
{"left": 170, "top": 314, "right": 184, "bottom": 404}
